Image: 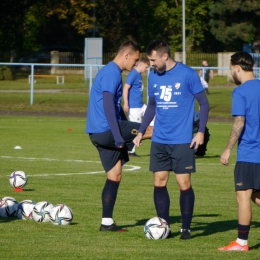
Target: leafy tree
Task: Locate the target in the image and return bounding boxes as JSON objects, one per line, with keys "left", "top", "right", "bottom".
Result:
{"left": 209, "top": 0, "right": 260, "bottom": 51}
{"left": 95, "top": 0, "right": 214, "bottom": 53}
{"left": 0, "top": 0, "right": 38, "bottom": 51}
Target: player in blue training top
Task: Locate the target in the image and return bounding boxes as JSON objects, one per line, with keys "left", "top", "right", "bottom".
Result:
{"left": 123, "top": 57, "right": 154, "bottom": 157}
{"left": 133, "top": 40, "right": 209, "bottom": 239}
{"left": 218, "top": 52, "right": 260, "bottom": 251}
{"left": 86, "top": 40, "right": 142, "bottom": 232}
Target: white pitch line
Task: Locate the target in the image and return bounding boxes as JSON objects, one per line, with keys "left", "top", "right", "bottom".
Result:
{"left": 27, "top": 165, "right": 141, "bottom": 177}
{"left": 1, "top": 156, "right": 101, "bottom": 164}
{"left": 1, "top": 155, "right": 234, "bottom": 166}
{"left": 1, "top": 155, "right": 141, "bottom": 177}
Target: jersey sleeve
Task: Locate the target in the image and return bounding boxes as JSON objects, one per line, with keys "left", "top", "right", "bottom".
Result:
{"left": 232, "top": 89, "right": 246, "bottom": 116}
{"left": 125, "top": 70, "right": 136, "bottom": 86}
{"left": 148, "top": 71, "right": 155, "bottom": 98}
{"left": 188, "top": 70, "right": 204, "bottom": 94}
{"left": 102, "top": 69, "right": 121, "bottom": 93}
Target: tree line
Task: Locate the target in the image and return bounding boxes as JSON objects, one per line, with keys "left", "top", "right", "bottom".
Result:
{"left": 1, "top": 0, "right": 260, "bottom": 53}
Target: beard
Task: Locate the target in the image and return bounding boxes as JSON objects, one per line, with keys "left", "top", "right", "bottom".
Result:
{"left": 153, "top": 63, "right": 167, "bottom": 73}
{"left": 232, "top": 72, "right": 241, "bottom": 85}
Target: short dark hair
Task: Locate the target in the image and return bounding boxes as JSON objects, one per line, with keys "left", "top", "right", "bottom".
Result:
{"left": 146, "top": 39, "right": 171, "bottom": 58}
{"left": 230, "top": 51, "right": 254, "bottom": 71}
{"left": 118, "top": 40, "right": 140, "bottom": 54}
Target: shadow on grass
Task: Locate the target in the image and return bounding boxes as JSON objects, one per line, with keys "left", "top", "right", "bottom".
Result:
{"left": 131, "top": 213, "right": 260, "bottom": 239}
{"left": 0, "top": 216, "right": 17, "bottom": 223}
{"left": 70, "top": 222, "right": 79, "bottom": 226}
{"left": 196, "top": 155, "right": 220, "bottom": 159}
{"left": 22, "top": 189, "right": 35, "bottom": 192}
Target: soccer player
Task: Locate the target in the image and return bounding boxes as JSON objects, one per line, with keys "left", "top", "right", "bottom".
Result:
{"left": 218, "top": 51, "right": 260, "bottom": 251}
{"left": 86, "top": 40, "right": 141, "bottom": 232}
{"left": 199, "top": 59, "right": 213, "bottom": 94}
{"left": 123, "top": 57, "right": 154, "bottom": 157}
{"left": 133, "top": 40, "right": 209, "bottom": 239}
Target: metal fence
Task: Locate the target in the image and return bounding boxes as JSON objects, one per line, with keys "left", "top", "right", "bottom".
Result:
{"left": 1, "top": 61, "right": 260, "bottom": 105}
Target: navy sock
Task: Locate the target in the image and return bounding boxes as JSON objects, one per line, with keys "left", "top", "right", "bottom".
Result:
{"left": 180, "top": 187, "right": 195, "bottom": 230}
{"left": 154, "top": 186, "right": 170, "bottom": 225}
{"left": 238, "top": 224, "right": 250, "bottom": 240}
{"left": 101, "top": 178, "right": 120, "bottom": 218}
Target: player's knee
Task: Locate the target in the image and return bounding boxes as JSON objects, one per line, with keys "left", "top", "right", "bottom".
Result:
{"left": 176, "top": 178, "right": 191, "bottom": 190}
{"left": 154, "top": 173, "right": 168, "bottom": 186}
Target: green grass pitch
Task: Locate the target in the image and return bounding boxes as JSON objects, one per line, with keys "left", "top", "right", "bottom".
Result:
{"left": 1, "top": 116, "right": 260, "bottom": 259}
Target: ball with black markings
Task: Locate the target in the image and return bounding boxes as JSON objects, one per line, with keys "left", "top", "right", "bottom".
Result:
{"left": 17, "top": 200, "right": 36, "bottom": 220}
{"left": 32, "top": 201, "right": 53, "bottom": 222}
{"left": 144, "top": 217, "right": 170, "bottom": 240}
{"left": 9, "top": 171, "right": 28, "bottom": 189}
{"left": 0, "top": 196, "right": 19, "bottom": 217}
{"left": 50, "top": 204, "right": 73, "bottom": 226}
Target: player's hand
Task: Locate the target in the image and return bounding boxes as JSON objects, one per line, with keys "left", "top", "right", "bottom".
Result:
{"left": 190, "top": 132, "right": 204, "bottom": 150}
{"left": 220, "top": 149, "right": 231, "bottom": 166}
{"left": 123, "top": 104, "right": 129, "bottom": 113}
{"left": 115, "top": 138, "right": 125, "bottom": 149}
{"left": 133, "top": 133, "right": 143, "bottom": 147}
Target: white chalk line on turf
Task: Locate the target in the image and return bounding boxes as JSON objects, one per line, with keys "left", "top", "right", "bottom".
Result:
{"left": 1, "top": 155, "right": 141, "bottom": 177}
{"left": 27, "top": 165, "right": 141, "bottom": 177}
{"left": 1, "top": 155, "right": 233, "bottom": 166}
{"left": 1, "top": 156, "right": 101, "bottom": 164}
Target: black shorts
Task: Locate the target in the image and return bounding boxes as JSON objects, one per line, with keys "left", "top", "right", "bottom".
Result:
{"left": 149, "top": 142, "right": 196, "bottom": 173}
{"left": 89, "top": 120, "right": 141, "bottom": 172}
{"left": 234, "top": 162, "right": 260, "bottom": 191}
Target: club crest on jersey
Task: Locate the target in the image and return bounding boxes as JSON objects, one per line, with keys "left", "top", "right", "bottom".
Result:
{"left": 175, "top": 82, "right": 181, "bottom": 89}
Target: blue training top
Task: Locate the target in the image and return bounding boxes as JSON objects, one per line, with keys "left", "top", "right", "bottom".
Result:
{"left": 148, "top": 62, "right": 204, "bottom": 144}
{"left": 86, "top": 61, "right": 122, "bottom": 133}
{"left": 125, "top": 68, "right": 144, "bottom": 108}
{"left": 232, "top": 79, "right": 260, "bottom": 163}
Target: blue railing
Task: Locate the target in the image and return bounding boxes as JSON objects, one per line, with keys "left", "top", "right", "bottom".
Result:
{"left": 1, "top": 62, "right": 260, "bottom": 105}
{"left": 0, "top": 62, "right": 104, "bottom": 105}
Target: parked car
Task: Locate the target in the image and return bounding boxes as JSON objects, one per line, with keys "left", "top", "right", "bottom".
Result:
{"left": 19, "top": 46, "right": 82, "bottom": 64}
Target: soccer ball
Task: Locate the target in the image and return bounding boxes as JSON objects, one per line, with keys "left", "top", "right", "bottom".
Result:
{"left": 9, "top": 171, "right": 28, "bottom": 188}
{"left": 144, "top": 217, "right": 170, "bottom": 240}
{"left": 0, "top": 197, "right": 19, "bottom": 217}
{"left": 49, "top": 204, "right": 73, "bottom": 225}
{"left": 32, "top": 201, "right": 53, "bottom": 222}
{"left": 17, "top": 200, "right": 36, "bottom": 220}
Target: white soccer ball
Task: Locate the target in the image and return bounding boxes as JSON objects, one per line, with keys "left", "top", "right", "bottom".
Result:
{"left": 49, "top": 204, "right": 73, "bottom": 226}
{"left": 9, "top": 171, "right": 28, "bottom": 188}
{"left": 144, "top": 217, "right": 170, "bottom": 240}
{"left": 17, "top": 200, "right": 36, "bottom": 220}
{"left": 32, "top": 201, "right": 53, "bottom": 222}
{"left": 0, "top": 197, "right": 19, "bottom": 217}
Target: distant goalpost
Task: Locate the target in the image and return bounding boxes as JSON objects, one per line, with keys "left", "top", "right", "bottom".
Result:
{"left": 84, "top": 38, "right": 103, "bottom": 87}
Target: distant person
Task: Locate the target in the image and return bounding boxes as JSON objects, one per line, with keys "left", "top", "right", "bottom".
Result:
{"left": 123, "top": 57, "right": 154, "bottom": 157}
{"left": 86, "top": 40, "right": 142, "bottom": 232}
{"left": 133, "top": 40, "right": 209, "bottom": 239}
{"left": 218, "top": 51, "right": 260, "bottom": 251}
{"left": 199, "top": 59, "right": 214, "bottom": 94}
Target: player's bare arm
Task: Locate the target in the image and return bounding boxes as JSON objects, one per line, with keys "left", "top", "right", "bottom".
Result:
{"left": 123, "top": 83, "right": 131, "bottom": 113}
{"left": 220, "top": 116, "right": 245, "bottom": 166}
